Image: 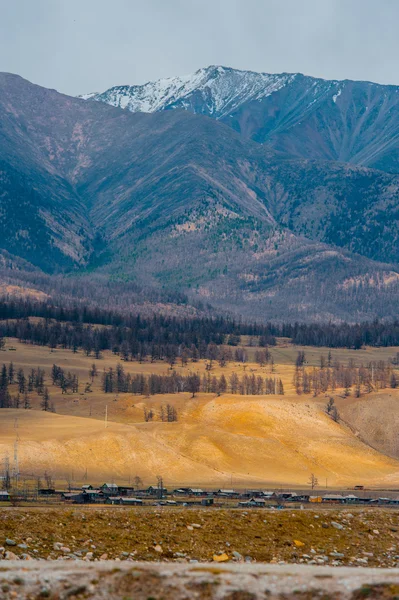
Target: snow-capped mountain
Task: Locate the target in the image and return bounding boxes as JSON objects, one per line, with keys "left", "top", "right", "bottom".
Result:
{"left": 3, "top": 71, "right": 399, "bottom": 321}
{"left": 81, "top": 66, "right": 399, "bottom": 174}
{"left": 80, "top": 66, "right": 295, "bottom": 117}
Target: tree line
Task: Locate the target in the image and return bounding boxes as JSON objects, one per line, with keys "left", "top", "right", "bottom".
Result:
{"left": 0, "top": 362, "right": 55, "bottom": 412}
{"left": 287, "top": 321, "right": 399, "bottom": 348}
{"left": 101, "top": 365, "right": 284, "bottom": 397}
{"left": 293, "top": 353, "right": 397, "bottom": 396}
{"left": 2, "top": 296, "right": 399, "bottom": 350}
{"left": 0, "top": 297, "right": 276, "bottom": 344}
{"left": 0, "top": 319, "right": 276, "bottom": 367}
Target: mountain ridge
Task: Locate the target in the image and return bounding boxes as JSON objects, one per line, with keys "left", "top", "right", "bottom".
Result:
{"left": 82, "top": 65, "right": 399, "bottom": 174}
{"left": 1, "top": 72, "right": 399, "bottom": 320}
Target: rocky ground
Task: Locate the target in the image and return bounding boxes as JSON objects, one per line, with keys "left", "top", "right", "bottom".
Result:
{"left": 0, "top": 507, "right": 399, "bottom": 568}
{"left": 1, "top": 562, "right": 399, "bottom": 599}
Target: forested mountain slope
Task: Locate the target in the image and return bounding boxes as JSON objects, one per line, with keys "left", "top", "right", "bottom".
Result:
{"left": 85, "top": 65, "right": 399, "bottom": 174}
{"left": 1, "top": 72, "right": 399, "bottom": 320}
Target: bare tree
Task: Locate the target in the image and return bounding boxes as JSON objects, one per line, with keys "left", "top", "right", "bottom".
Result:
{"left": 331, "top": 406, "right": 340, "bottom": 423}
{"left": 44, "top": 471, "right": 53, "bottom": 489}
{"left": 326, "top": 397, "right": 335, "bottom": 415}
{"left": 134, "top": 475, "right": 143, "bottom": 489}
{"left": 187, "top": 373, "right": 201, "bottom": 397}
{"left": 156, "top": 475, "right": 164, "bottom": 499}
{"left": 41, "top": 387, "right": 50, "bottom": 411}
{"left": 308, "top": 473, "right": 319, "bottom": 489}
{"left": 89, "top": 363, "right": 98, "bottom": 383}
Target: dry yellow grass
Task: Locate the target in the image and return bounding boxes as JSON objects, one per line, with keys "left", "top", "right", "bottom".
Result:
{"left": 0, "top": 396, "right": 398, "bottom": 487}
{"left": 1, "top": 338, "right": 399, "bottom": 488}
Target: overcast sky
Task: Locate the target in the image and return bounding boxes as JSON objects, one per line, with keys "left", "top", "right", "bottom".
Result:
{"left": 1, "top": 0, "right": 399, "bottom": 95}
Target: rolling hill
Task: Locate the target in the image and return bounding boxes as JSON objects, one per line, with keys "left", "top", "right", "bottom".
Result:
{"left": 1, "top": 400, "right": 398, "bottom": 487}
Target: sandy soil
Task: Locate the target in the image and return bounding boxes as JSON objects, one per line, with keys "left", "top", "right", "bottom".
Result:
{"left": 1, "top": 562, "right": 399, "bottom": 599}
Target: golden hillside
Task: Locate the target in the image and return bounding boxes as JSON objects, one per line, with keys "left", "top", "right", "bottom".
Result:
{"left": 1, "top": 338, "right": 399, "bottom": 488}
{"left": 0, "top": 397, "right": 398, "bottom": 488}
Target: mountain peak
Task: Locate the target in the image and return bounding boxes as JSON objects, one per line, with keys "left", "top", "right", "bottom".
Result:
{"left": 81, "top": 65, "right": 293, "bottom": 117}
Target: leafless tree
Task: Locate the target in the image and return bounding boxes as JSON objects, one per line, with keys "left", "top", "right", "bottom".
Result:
{"left": 308, "top": 473, "right": 319, "bottom": 489}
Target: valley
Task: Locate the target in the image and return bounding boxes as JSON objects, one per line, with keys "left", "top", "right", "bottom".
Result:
{"left": 1, "top": 336, "right": 399, "bottom": 488}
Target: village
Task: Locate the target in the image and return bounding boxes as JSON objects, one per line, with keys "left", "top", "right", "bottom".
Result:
{"left": 2, "top": 481, "right": 399, "bottom": 508}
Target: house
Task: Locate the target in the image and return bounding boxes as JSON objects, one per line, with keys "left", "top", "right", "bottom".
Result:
{"left": 106, "top": 496, "right": 123, "bottom": 504}
{"left": 201, "top": 498, "right": 214, "bottom": 506}
{"left": 343, "top": 495, "right": 358, "bottom": 504}
{"left": 309, "top": 496, "right": 322, "bottom": 503}
{"left": 100, "top": 483, "right": 119, "bottom": 495}
{"left": 147, "top": 485, "right": 167, "bottom": 495}
{"left": 189, "top": 488, "right": 204, "bottom": 496}
{"left": 83, "top": 489, "right": 104, "bottom": 503}
{"left": 61, "top": 492, "right": 85, "bottom": 503}
{"left": 0, "top": 491, "right": 10, "bottom": 501}
{"left": 217, "top": 489, "right": 236, "bottom": 497}
{"left": 82, "top": 484, "right": 93, "bottom": 491}
{"left": 118, "top": 486, "right": 137, "bottom": 497}
{"left": 358, "top": 497, "right": 373, "bottom": 504}
{"left": 173, "top": 488, "right": 191, "bottom": 495}
{"left": 295, "top": 494, "right": 310, "bottom": 503}
{"left": 106, "top": 496, "right": 143, "bottom": 505}
{"left": 276, "top": 493, "right": 295, "bottom": 500}
{"left": 261, "top": 491, "right": 278, "bottom": 499}
{"left": 122, "top": 497, "right": 143, "bottom": 505}
{"left": 239, "top": 497, "right": 266, "bottom": 507}
{"left": 285, "top": 493, "right": 299, "bottom": 502}
{"left": 38, "top": 488, "right": 56, "bottom": 496}
{"left": 322, "top": 494, "right": 345, "bottom": 503}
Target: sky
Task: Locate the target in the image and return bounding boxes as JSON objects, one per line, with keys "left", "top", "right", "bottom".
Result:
{"left": 1, "top": 0, "right": 399, "bottom": 96}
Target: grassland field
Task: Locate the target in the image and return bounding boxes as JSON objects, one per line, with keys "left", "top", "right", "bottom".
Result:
{"left": 0, "top": 338, "right": 398, "bottom": 489}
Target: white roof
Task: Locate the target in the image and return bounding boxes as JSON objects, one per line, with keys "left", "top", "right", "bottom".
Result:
{"left": 323, "top": 494, "right": 344, "bottom": 499}
{"left": 122, "top": 497, "right": 142, "bottom": 502}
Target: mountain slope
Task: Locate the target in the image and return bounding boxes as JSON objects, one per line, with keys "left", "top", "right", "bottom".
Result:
{"left": 2, "top": 72, "right": 399, "bottom": 320}
{"left": 0, "top": 73, "right": 96, "bottom": 270}
{"left": 1, "top": 402, "right": 399, "bottom": 486}
{"left": 85, "top": 66, "right": 399, "bottom": 174}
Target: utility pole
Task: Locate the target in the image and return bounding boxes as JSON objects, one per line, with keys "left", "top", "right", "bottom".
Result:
{"left": 105, "top": 405, "right": 108, "bottom": 429}
{"left": 13, "top": 418, "right": 19, "bottom": 491}
{"left": 3, "top": 454, "right": 10, "bottom": 491}
{"left": 157, "top": 475, "right": 164, "bottom": 499}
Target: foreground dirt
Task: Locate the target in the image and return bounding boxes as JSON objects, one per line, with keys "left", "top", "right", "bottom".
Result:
{"left": 1, "top": 508, "right": 399, "bottom": 568}
{"left": 1, "top": 562, "right": 399, "bottom": 599}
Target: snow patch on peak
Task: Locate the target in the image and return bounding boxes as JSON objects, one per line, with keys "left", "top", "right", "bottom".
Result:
{"left": 77, "top": 92, "right": 98, "bottom": 101}
{"left": 332, "top": 89, "right": 342, "bottom": 103}
{"left": 81, "top": 66, "right": 293, "bottom": 118}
